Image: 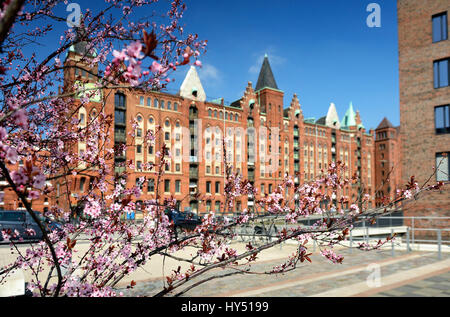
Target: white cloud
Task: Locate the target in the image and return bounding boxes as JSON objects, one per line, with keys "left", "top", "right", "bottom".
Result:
{"left": 198, "top": 63, "right": 221, "bottom": 82}
{"left": 249, "top": 49, "right": 286, "bottom": 74}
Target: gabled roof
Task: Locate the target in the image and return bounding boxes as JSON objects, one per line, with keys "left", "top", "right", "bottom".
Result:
{"left": 255, "top": 54, "right": 279, "bottom": 91}
{"left": 376, "top": 117, "right": 395, "bottom": 130}
{"left": 179, "top": 66, "right": 206, "bottom": 102}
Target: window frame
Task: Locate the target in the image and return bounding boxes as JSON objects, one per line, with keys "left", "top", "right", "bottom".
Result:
{"left": 432, "top": 12, "right": 448, "bottom": 43}
{"left": 435, "top": 104, "right": 450, "bottom": 134}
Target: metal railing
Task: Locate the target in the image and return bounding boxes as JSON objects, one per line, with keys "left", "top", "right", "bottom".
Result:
{"left": 347, "top": 216, "right": 450, "bottom": 260}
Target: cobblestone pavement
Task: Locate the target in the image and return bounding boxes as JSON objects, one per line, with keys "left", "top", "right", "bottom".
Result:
{"left": 117, "top": 245, "right": 449, "bottom": 297}
{"left": 372, "top": 271, "right": 450, "bottom": 297}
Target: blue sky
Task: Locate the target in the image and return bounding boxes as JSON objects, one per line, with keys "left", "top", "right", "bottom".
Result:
{"left": 168, "top": 0, "right": 400, "bottom": 131}
{"left": 19, "top": 0, "right": 399, "bottom": 131}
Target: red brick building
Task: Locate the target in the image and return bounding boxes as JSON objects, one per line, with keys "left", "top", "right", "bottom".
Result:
{"left": 398, "top": 0, "right": 450, "bottom": 222}
{"left": 53, "top": 45, "right": 377, "bottom": 218}
{"left": 374, "top": 117, "right": 402, "bottom": 207}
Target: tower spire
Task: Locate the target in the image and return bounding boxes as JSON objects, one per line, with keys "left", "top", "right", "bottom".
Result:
{"left": 255, "top": 55, "right": 278, "bottom": 91}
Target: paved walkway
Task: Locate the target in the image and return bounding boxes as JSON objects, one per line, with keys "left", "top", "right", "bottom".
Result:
{"left": 118, "top": 243, "right": 450, "bottom": 297}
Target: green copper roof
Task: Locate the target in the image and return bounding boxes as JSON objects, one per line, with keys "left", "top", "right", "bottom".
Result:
{"left": 341, "top": 102, "right": 357, "bottom": 128}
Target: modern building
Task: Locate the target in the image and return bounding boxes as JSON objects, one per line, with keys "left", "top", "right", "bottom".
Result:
{"left": 55, "top": 41, "right": 377, "bottom": 218}
{"left": 397, "top": 0, "right": 450, "bottom": 223}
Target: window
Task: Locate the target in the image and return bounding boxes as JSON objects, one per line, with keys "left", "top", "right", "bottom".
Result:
{"left": 206, "top": 181, "right": 211, "bottom": 193}
{"left": 136, "top": 145, "right": 142, "bottom": 154}
{"left": 148, "top": 179, "right": 155, "bottom": 192}
{"left": 435, "top": 105, "right": 450, "bottom": 134}
{"left": 174, "top": 102, "right": 178, "bottom": 111}
{"left": 137, "top": 161, "right": 142, "bottom": 170}
{"left": 215, "top": 166, "right": 219, "bottom": 174}
{"left": 147, "top": 97, "right": 151, "bottom": 107}
{"left": 215, "top": 201, "right": 220, "bottom": 212}
{"left": 434, "top": 58, "right": 449, "bottom": 88}
{"left": 433, "top": 12, "right": 448, "bottom": 43}
{"left": 215, "top": 181, "right": 220, "bottom": 193}
{"left": 164, "top": 179, "right": 170, "bottom": 192}
{"left": 160, "top": 100, "right": 165, "bottom": 109}
{"left": 148, "top": 145, "right": 154, "bottom": 155}
{"left": 175, "top": 180, "right": 181, "bottom": 193}
{"left": 208, "top": 109, "right": 212, "bottom": 117}
{"left": 139, "top": 96, "right": 144, "bottom": 105}
{"left": 436, "top": 152, "right": 449, "bottom": 181}
{"left": 167, "top": 101, "right": 172, "bottom": 110}
{"left": 175, "top": 163, "right": 180, "bottom": 172}
{"left": 79, "top": 177, "right": 86, "bottom": 192}
{"left": 136, "top": 128, "right": 142, "bottom": 137}
{"left": 154, "top": 99, "right": 158, "bottom": 108}
{"left": 165, "top": 132, "right": 170, "bottom": 141}
{"left": 206, "top": 165, "right": 211, "bottom": 174}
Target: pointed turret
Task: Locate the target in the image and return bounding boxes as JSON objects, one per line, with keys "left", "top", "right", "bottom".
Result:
{"left": 179, "top": 66, "right": 206, "bottom": 102}
{"left": 325, "top": 102, "right": 341, "bottom": 129}
{"left": 341, "top": 102, "right": 357, "bottom": 129}
{"left": 376, "top": 117, "right": 395, "bottom": 130}
{"left": 255, "top": 54, "right": 279, "bottom": 91}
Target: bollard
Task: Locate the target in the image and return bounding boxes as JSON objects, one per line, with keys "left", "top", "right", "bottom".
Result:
{"left": 406, "top": 227, "right": 410, "bottom": 253}
{"left": 391, "top": 228, "right": 395, "bottom": 257}
{"left": 366, "top": 226, "right": 369, "bottom": 245}
{"left": 437, "top": 229, "right": 442, "bottom": 260}
{"left": 349, "top": 230, "right": 353, "bottom": 254}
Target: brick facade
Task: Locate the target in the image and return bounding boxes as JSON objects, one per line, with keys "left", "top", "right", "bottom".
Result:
{"left": 52, "top": 50, "right": 377, "bottom": 218}
{"left": 397, "top": 0, "right": 450, "bottom": 228}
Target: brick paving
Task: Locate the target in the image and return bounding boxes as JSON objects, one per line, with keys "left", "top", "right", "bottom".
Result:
{"left": 372, "top": 271, "right": 450, "bottom": 297}
{"left": 117, "top": 245, "right": 449, "bottom": 297}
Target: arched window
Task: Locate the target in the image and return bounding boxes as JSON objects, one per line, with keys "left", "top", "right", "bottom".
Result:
{"left": 154, "top": 99, "right": 159, "bottom": 108}
{"left": 174, "top": 102, "right": 179, "bottom": 111}
{"left": 208, "top": 109, "right": 212, "bottom": 117}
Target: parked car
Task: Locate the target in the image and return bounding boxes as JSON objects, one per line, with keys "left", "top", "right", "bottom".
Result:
{"left": 0, "top": 210, "right": 63, "bottom": 242}
{"left": 164, "top": 209, "right": 202, "bottom": 231}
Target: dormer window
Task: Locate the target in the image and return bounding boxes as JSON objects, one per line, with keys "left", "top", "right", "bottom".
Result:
{"left": 192, "top": 88, "right": 198, "bottom": 97}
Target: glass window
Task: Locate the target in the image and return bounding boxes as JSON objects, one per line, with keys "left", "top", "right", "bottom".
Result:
{"left": 436, "top": 152, "right": 449, "bottom": 181}
{"left": 139, "top": 96, "right": 144, "bottom": 105}
{"left": 164, "top": 180, "right": 170, "bottom": 192}
{"left": 136, "top": 145, "right": 142, "bottom": 154}
{"left": 115, "top": 109, "right": 126, "bottom": 124}
{"left": 114, "top": 93, "right": 126, "bottom": 108}
{"left": 206, "top": 181, "right": 211, "bottom": 193}
{"left": 160, "top": 100, "right": 165, "bottom": 109}
{"left": 215, "top": 181, "right": 220, "bottom": 193}
{"left": 167, "top": 101, "right": 171, "bottom": 110}
{"left": 147, "top": 97, "right": 151, "bottom": 107}
{"left": 154, "top": 99, "right": 158, "bottom": 108}
{"left": 174, "top": 102, "right": 178, "bottom": 111}
{"left": 148, "top": 179, "right": 155, "bottom": 192}
{"left": 435, "top": 105, "right": 450, "bottom": 134}
{"left": 434, "top": 59, "right": 449, "bottom": 88}
{"left": 433, "top": 12, "right": 448, "bottom": 43}
{"left": 175, "top": 180, "right": 181, "bottom": 193}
